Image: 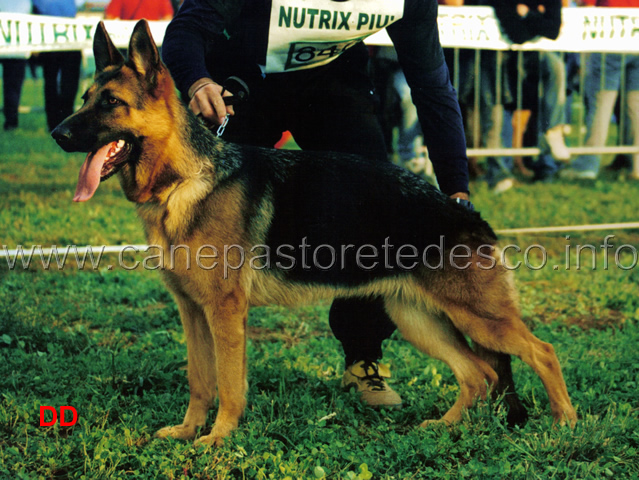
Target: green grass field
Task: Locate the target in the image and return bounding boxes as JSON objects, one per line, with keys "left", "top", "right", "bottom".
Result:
{"left": 1, "top": 77, "right": 639, "bottom": 479}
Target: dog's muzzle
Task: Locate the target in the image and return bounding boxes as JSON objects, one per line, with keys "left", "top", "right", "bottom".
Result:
{"left": 51, "top": 123, "right": 76, "bottom": 152}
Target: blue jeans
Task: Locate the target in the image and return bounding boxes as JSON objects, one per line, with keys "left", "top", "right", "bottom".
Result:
{"left": 527, "top": 52, "right": 566, "bottom": 179}
{"left": 570, "top": 53, "right": 639, "bottom": 173}
{"left": 537, "top": 52, "right": 566, "bottom": 136}
{"left": 485, "top": 108, "right": 515, "bottom": 186}
{"left": 392, "top": 69, "right": 423, "bottom": 163}
{"left": 457, "top": 51, "right": 515, "bottom": 186}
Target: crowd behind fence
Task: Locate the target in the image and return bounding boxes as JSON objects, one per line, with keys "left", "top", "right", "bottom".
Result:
{"left": 367, "top": 6, "right": 639, "bottom": 185}
{"left": 2, "top": 6, "right": 639, "bottom": 181}
{"left": 450, "top": 49, "right": 639, "bottom": 159}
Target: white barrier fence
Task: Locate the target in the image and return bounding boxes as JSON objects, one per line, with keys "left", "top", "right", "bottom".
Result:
{"left": 372, "top": 6, "right": 639, "bottom": 53}
{"left": 2, "top": 7, "right": 639, "bottom": 55}
{"left": 0, "top": 14, "right": 169, "bottom": 56}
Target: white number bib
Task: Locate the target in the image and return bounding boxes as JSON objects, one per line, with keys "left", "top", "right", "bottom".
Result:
{"left": 265, "top": 0, "right": 405, "bottom": 73}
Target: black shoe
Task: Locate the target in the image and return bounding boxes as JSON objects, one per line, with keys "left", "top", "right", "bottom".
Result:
{"left": 606, "top": 154, "right": 632, "bottom": 171}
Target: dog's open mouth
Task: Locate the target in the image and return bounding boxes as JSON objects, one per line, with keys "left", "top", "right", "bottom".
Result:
{"left": 74, "top": 140, "right": 131, "bottom": 202}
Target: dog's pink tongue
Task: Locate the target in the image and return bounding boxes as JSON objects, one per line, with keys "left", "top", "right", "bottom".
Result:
{"left": 73, "top": 143, "right": 114, "bottom": 202}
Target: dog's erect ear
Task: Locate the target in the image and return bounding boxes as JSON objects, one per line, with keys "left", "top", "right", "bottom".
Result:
{"left": 93, "top": 21, "right": 125, "bottom": 75}
{"left": 128, "top": 20, "right": 162, "bottom": 79}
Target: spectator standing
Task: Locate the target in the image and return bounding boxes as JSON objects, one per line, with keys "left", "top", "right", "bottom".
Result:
{"left": 32, "top": 0, "right": 82, "bottom": 131}
{"left": 104, "top": 0, "right": 174, "bottom": 21}
{"left": 491, "top": 0, "right": 570, "bottom": 182}
{"left": 0, "top": 0, "right": 32, "bottom": 130}
{"left": 561, "top": 0, "right": 639, "bottom": 180}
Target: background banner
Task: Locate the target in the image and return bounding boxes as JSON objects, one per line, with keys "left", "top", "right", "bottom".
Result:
{"left": 1, "top": 7, "right": 639, "bottom": 57}
{"left": 0, "top": 14, "right": 168, "bottom": 57}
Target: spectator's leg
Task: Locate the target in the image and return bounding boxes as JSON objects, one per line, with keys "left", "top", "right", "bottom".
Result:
{"left": 539, "top": 52, "right": 569, "bottom": 162}
{"left": 478, "top": 52, "right": 513, "bottom": 190}
{"left": 538, "top": 52, "right": 567, "bottom": 133}
{"left": 41, "top": 53, "right": 62, "bottom": 132}
{"left": 2, "top": 59, "right": 27, "bottom": 130}
{"left": 56, "top": 51, "right": 82, "bottom": 127}
{"left": 626, "top": 55, "right": 639, "bottom": 179}
{"left": 567, "top": 54, "right": 621, "bottom": 176}
{"left": 393, "top": 69, "right": 423, "bottom": 164}
{"left": 564, "top": 53, "right": 581, "bottom": 125}
{"left": 573, "top": 90, "right": 618, "bottom": 174}
{"left": 512, "top": 109, "right": 531, "bottom": 175}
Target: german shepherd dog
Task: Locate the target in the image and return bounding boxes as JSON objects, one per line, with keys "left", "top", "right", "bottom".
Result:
{"left": 52, "top": 21, "right": 576, "bottom": 446}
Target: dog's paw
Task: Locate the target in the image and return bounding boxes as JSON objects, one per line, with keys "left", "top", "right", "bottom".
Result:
{"left": 419, "top": 418, "right": 450, "bottom": 429}
{"left": 193, "top": 422, "right": 235, "bottom": 448}
{"left": 194, "top": 433, "right": 225, "bottom": 448}
{"left": 555, "top": 409, "right": 578, "bottom": 428}
{"left": 154, "top": 424, "right": 199, "bottom": 440}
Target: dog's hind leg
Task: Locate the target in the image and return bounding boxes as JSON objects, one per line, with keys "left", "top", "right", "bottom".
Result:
{"left": 384, "top": 298, "right": 498, "bottom": 426}
{"left": 155, "top": 293, "right": 217, "bottom": 440}
{"left": 473, "top": 345, "right": 528, "bottom": 427}
{"left": 437, "top": 267, "right": 577, "bottom": 426}
{"left": 195, "top": 287, "right": 249, "bottom": 447}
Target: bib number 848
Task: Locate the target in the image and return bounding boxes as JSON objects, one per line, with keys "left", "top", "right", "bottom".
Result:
{"left": 284, "top": 38, "right": 364, "bottom": 71}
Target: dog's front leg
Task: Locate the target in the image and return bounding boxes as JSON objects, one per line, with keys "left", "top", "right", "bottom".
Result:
{"left": 195, "top": 288, "right": 249, "bottom": 447}
{"left": 155, "top": 293, "right": 216, "bottom": 440}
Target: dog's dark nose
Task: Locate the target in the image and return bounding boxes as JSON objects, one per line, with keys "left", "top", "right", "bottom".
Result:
{"left": 51, "top": 123, "right": 72, "bottom": 144}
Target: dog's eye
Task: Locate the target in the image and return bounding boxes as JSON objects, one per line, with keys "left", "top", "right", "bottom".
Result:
{"left": 100, "top": 95, "right": 125, "bottom": 110}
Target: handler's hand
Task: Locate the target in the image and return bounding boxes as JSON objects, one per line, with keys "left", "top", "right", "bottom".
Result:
{"left": 188, "top": 78, "right": 234, "bottom": 126}
{"left": 450, "top": 192, "right": 474, "bottom": 211}
{"left": 450, "top": 192, "right": 470, "bottom": 202}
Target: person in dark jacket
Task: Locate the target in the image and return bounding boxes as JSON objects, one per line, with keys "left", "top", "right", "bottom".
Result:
{"left": 0, "top": 0, "right": 32, "bottom": 130}
{"left": 162, "top": 0, "right": 473, "bottom": 408}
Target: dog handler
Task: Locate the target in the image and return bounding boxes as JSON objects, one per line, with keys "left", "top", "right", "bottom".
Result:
{"left": 163, "top": 0, "right": 472, "bottom": 408}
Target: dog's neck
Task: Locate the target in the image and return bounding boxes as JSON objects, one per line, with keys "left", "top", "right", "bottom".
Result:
{"left": 130, "top": 94, "right": 240, "bottom": 242}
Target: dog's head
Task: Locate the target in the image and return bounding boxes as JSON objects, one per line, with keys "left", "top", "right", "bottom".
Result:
{"left": 52, "top": 20, "right": 176, "bottom": 202}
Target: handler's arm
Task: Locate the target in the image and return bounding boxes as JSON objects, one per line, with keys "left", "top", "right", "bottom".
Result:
{"left": 162, "top": 0, "right": 241, "bottom": 125}
{"left": 386, "top": 0, "right": 469, "bottom": 199}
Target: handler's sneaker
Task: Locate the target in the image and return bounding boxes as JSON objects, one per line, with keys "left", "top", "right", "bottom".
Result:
{"left": 342, "top": 361, "right": 403, "bottom": 408}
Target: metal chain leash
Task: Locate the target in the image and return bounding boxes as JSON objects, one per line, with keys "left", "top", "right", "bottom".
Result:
{"left": 215, "top": 77, "right": 249, "bottom": 138}
{"left": 216, "top": 114, "right": 230, "bottom": 137}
